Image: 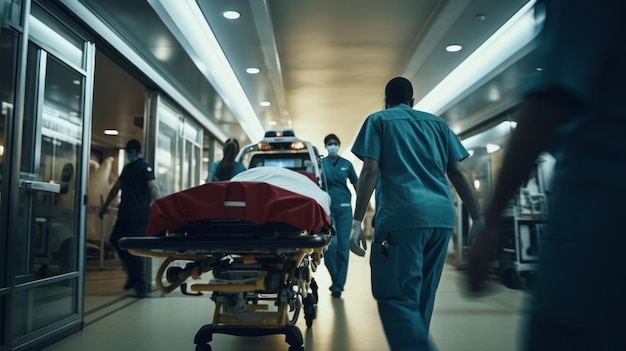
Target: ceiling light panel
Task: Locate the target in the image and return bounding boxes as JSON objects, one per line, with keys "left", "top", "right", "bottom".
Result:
{"left": 222, "top": 10, "right": 240, "bottom": 20}
{"left": 193, "top": 0, "right": 284, "bottom": 129}
{"left": 149, "top": 0, "right": 265, "bottom": 141}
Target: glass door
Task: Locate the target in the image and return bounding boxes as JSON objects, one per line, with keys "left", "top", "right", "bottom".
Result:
{"left": 11, "top": 42, "right": 85, "bottom": 341}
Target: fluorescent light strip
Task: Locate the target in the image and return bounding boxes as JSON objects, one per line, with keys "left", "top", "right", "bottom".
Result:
{"left": 414, "top": 0, "right": 541, "bottom": 115}
{"left": 149, "top": 0, "right": 265, "bottom": 142}
{"left": 59, "top": 0, "right": 229, "bottom": 142}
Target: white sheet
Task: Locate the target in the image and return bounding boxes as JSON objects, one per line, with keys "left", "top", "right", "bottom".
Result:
{"left": 231, "top": 167, "right": 331, "bottom": 215}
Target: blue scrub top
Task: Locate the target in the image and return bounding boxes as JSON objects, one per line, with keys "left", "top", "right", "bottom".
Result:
{"left": 209, "top": 161, "right": 247, "bottom": 181}
{"left": 525, "top": 0, "right": 626, "bottom": 241}
{"left": 352, "top": 104, "right": 468, "bottom": 231}
{"left": 322, "top": 156, "right": 358, "bottom": 209}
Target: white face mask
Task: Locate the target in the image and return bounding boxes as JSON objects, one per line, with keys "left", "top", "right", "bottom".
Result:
{"left": 326, "top": 145, "right": 339, "bottom": 156}
{"left": 127, "top": 154, "right": 138, "bottom": 163}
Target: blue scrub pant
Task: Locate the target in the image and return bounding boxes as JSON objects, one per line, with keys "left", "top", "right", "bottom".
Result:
{"left": 324, "top": 205, "right": 352, "bottom": 293}
{"left": 370, "top": 228, "right": 452, "bottom": 351}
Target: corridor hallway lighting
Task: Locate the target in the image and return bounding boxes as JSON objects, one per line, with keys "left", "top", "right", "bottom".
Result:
{"left": 149, "top": 0, "right": 265, "bottom": 142}
{"left": 414, "top": 0, "right": 542, "bottom": 115}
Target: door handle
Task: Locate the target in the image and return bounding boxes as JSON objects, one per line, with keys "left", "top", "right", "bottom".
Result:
{"left": 19, "top": 180, "right": 61, "bottom": 193}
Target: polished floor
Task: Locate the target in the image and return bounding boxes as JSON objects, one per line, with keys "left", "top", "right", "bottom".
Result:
{"left": 45, "top": 249, "right": 529, "bottom": 351}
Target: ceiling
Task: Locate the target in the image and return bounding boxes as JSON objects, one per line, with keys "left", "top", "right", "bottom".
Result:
{"left": 75, "top": 0, "right": 537, "bottom": 156}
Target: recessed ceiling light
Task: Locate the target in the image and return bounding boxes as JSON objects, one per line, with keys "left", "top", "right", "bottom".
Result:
{"left": 246, "top": 67, "right": 260, "bottom": 74}
{"left": 536, "top": 67, "right": 544, "bottom": 71}
{"left": 222, "top": 10, "right": 240, "bottom": 20}
{"left": 446, "top": 44, "right": 463, "bottom": 52}
{"left": 268, "top": 120, "right": 277, "bottom": 126}
{"left": 259, "top": 101, "right": 271, "bottom": 107}
{"left": 104, "top": 129, "right": 119, "bottom": 136}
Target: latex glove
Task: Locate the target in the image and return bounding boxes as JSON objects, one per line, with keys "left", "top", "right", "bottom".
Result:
{"left": 349, "top": 220, "right": 367, "bottom": 257}
{"left": 468, "top": 218, "right": 485, "bottom": 244}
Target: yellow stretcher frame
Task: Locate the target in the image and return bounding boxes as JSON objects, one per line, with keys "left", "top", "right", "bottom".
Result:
{"left": 120, "top": 232, "right": 331, "bottom": 351}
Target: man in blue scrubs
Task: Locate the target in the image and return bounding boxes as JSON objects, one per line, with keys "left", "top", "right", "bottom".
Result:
{"left": 469, "top": 1, "right": 626, "bottom": 349}
{"left": 350, "top": 77, "right": 483, "bottom": 350}
{"left": 322, "top": 134, "right": 358, "bottom": 297}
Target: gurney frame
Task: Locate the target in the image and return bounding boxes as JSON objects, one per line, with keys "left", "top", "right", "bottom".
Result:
{"left": 119, "top": 220, "right": 332, "bottom": 351}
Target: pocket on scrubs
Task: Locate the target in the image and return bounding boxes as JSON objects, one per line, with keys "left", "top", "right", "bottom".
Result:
{"left": 370, "top": 242, "right": 401, "bottom": 299}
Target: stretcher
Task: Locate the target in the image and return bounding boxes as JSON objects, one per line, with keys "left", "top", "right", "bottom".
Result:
{"left": 119, "top": 167, "right": 333, "bottom": 351}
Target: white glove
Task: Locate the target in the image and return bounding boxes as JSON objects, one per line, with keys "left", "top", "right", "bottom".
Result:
{"left": 349, "top": 220, "right": 367, "bottom": 257}
{"left": 468, "top": 218, "right": 485, "bottom": 243}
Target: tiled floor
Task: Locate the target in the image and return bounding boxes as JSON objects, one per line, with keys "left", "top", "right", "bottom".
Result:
{"left": 45, "top": 251, "right": 529, "bottom": 351}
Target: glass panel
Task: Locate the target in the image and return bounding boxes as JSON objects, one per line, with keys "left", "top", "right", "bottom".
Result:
{"left": 4, "top": 0, "right": 23, "bottom": 28}
{"left": 11, "top": 279, "right": 78, "bottom": 337}
{"left": 155, "top": 100, "right": 180, "bottom": 196}
{"left": 29, "top": 3, "right": 84, "bottom": 68}
{"left": 0, "top": 27, "right": 18, "bottom": 288}
{"left": 15, "top": 46, "right": 82, "bottom": 281}
{"left": 183, "top": 141, "right": 191, "bottom": 189}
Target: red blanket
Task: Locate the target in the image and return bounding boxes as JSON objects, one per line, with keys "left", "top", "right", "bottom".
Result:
{"left": 147, "top": 181, "right": 332, "bottom": 236}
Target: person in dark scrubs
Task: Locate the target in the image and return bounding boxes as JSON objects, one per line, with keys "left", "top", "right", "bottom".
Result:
{"left": 100, "top": 139, "right": 160, "bottom": 298}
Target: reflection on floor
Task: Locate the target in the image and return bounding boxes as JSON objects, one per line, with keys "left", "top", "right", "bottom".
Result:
{"left": 83, "top": 257, "right": 139, "bottom": 326}
{"left": 48, "top": 251, "right": 529, "bottom": 351}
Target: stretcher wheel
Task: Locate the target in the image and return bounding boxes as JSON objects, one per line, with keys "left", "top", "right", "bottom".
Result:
{"left": 502, "top": 269, "right": 520, "bottom": 289}
{"left": 303, "top": 294, "right": 316, "bottom": 328}
{"left": 304, "top": 308, "right": 314, "bottom": 328}
{"left": 195, "top": 344, "right": 211, "bottom": 351}
{"left": 525, "top": 272, "right": 535, "bottom": 290}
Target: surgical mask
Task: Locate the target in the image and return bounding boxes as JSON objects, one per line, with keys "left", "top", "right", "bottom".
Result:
{"left": 127, "top": 154, "right": 138, "bottom": 163}
{"left": 326, "top": 145, "right": 339, "bottom": 156}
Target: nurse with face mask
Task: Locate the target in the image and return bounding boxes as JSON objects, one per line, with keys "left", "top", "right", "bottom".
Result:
{"left": 321, "top": 134, "right": 359, "bottom": 297}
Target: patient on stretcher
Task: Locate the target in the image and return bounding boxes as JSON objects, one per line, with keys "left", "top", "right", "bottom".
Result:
{"left": 118, "top": 166, "right": 333, "bottom": 350}
{"left": 145, "top": 166, "right": 332, "bottom": 238}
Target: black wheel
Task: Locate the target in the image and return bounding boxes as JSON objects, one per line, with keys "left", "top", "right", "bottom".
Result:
{"left": 304, "top": 304, "right": 315, "bottom": 328}
{"left": 195, "top": 344, "right": 211, "bottom": 351}
{"left": 287, "top": 294, "right": 302, "bottom": 325}
{"left": 166, "top": 267, "right": 182, "bottom": 283}
{"left": 525, "top": 272, "right": 535, "bottom": 290}
{"left": 502, "top": 269, "right": 520, "bottom": 289}
{"left": 303, "top": 294, "right": 316, "bottom": 328}
{"left": 305, "top": 314, "right": 314, "bottom": 328}
{"left": 310, "top": 278, "right": 319, "bottom": 303}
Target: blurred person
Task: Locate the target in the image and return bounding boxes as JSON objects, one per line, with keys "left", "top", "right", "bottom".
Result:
{"left": 207, "top": 138, "right": 246, "bottom": 181}
{"left": 350, "top": 77, "right": 484, "bottom": 350}
{"left": 321, "top": 133, "right": 358, "bottom": 298}
{"left": 99, "top": 139, "right": 160, "bottom": 298}
{"left": 469, "top": 1, "right": 626, "bottom": 350}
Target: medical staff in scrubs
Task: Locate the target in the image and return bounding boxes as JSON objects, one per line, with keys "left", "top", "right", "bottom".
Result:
{"left": 322, "top": 134, "right": 358, "bottom": 297}
{"left": 349, "top": 77, "right": 484, "bottom": 350}
{"left": 469, "top": 1, "right": 626, "bottom": 349}
{"left": 207, "top": 138, "right": 246, "bottom": 182}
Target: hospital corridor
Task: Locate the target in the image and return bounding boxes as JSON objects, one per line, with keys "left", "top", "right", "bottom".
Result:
{"left": 43, "top": 251, "right": 527, "bottom": 351}
{"left": 1, "top": 1, "right": 563, "bottom": 350}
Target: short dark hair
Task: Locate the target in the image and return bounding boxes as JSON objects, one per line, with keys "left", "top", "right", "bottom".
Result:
{"left": 385, "top": 77, "right": 413, "bottom": 106}
{"left": 125, "top": 139, "right": 141, "bottom": 153}
{"left": 324, "top": 133, "right": 340, "bottom": 145}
